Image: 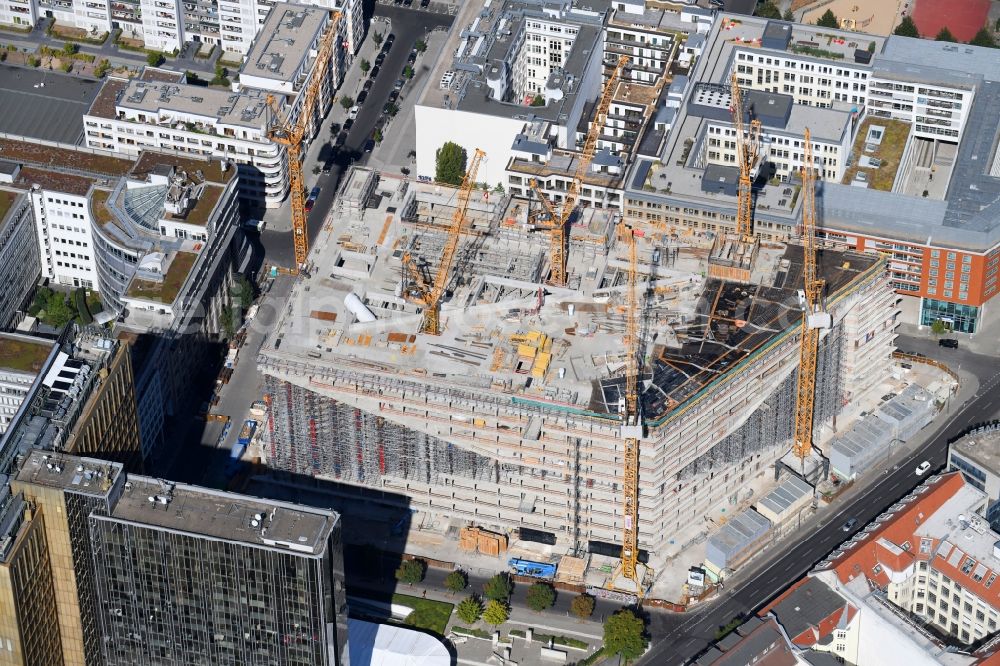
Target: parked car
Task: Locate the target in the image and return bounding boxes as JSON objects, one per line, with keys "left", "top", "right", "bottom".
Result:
{"left": 394, "top": 78, "right": 405, "bottom": 90}
{"left": 370, "top": 65, "right": 380, "bottom": 78}
{"left": 347, "top": 105, "right": 360, "bottom": 119}
{"left": 916, "top": 461, "right": 932, "bottom": 475}
{"left": 335, "top": 130, "right": 348, "bottom": 146}
{"left": 375, "top": 53, "right": 385, "bottom": 66}
{"left": 420, "top": 0, "right": 429, "bottom": 7}
{"left": 387, "top": 89, "right": 399, "bottom": 103}
{"left": 841, "top": 518, "right": 858, "bottom": 532}
{"left": 386, "top": 33, "right": 395, "bottom": 47}
{"left": 363, "top": 138, "right": 375, "bottom": 153}
{"left": 310, "top": 186, "right": 321, "bottom": 199}
{"left": 939, "top": 338, "right": 958, "bottom": 348}
{"left": 363, "top": 79, "right": 373, "bottom": 92}
{"left": 242, "top": 219, "right": 265, "bottom": 232}
{"left": 343, "top": 118, "right": 354, "bottom": 131}
{"left": 305, "top": 198, "right": 316, "bottom": 212}
{"left": 357, "top": 90, "right": 369, "bottom": 104}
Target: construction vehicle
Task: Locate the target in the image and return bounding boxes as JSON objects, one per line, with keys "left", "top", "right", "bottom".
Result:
{"left": 730, "top": 72, "right": 762, "bottom": 240}
{"left": 508, "top": 558, "right": 557, "bottom": 580}
{"left": 266, "top": 10, "right": 342, "bottom": 273}
{"left": 610, "top": 221, "right": 647, "bottom": 594}
{"left": 530, "top": 55, "right": 629, "bottom": 287}
{"left": 402, "top": 149, "right": 486, "bottom": 335}
{"left": 792, "top": 128, "right": 830, "bottom": 463}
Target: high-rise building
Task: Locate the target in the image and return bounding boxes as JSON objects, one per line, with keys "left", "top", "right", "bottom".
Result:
{"left": 88, "top": 476, "right": 348, "bottom": 665}
{"left": 10, "top": 451, "right": 126, "bottom": 666}
{"left": 0, "top": 489, "right": 64, "bottom": 666}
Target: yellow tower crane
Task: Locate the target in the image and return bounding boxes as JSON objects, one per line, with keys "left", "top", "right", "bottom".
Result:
{"left": 266, "top": 10, "right": 341, "bottom": 272}
{"left": 403, "top": 149, "right": 486, "bottom": 335}
{"left": 730, "top": 72, "right": 762, "bottom": 240}
{"left": 792, "top": 128, "right": 828, "bottom": 462}
{"left": 619, "top": 222, "right": 643, "bottom": 587}
{"left": 530, "top": 55, "right": 629, "bottom": 286}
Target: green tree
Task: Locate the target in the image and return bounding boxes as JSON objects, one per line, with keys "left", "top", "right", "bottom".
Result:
{"left": 403, "top": 64, "right": 414, "bottom": 79}
{"left": 816, "top": 9, "right": 839, "bottom": 28}
{"left": 525, "top": 583, "right": 555, "bottom": 612}
{"left": 60, "top": 61, "right": 72, "bottom": 72}
{"left": 603, "top": 609, "right": 648, "bottom": 662}
{"left": 482, "top": 600, "right": 510, "bottom": 626}
{"left": 782, "top": 9, "right": 794, "bottom": 21}
{"left": 894, "top": 16, "right": 919, "bottom": 38}
{"left": 493, "top": 183, "right": 505, "bottom": 194}
{"left": 394, "top": 559, "right": 426, "bottom": 585}
{"left": 185, "top": 70, "right": 202, "bottom": 84}
{"left": 233, "top": 275, "right": 254, "bottom": 309}
{"left": 373, "top": 128, "right": 383, "bottom": 143}
{"left": 935, "top": 27, "right": 957, "bottom": 42}
{"left": 384, "top": 102, "right": 399, "bottom": 116}
{"left": 444, "top": 570, "right": 468, "bottom": 594}
{"left": 435, "top": 141, "right": 467, "bottom": 185}
{"left": 971, "top": 28, "right": 997, "bottom": 48}
{"left": 146, "top": 51, "right": 165, "bottom": 67}
{"left": 340, "top": 95, "right": 355, "bottom": 110}
{"left": 456, "top": 595, "right": 483, "bottom": 623}
{"left": 570, "top": 594, "right": 596, "bottom": 620}
{"left": 414, "top": 38, "right": 427, "bottom": 53}
{"left": 372, "top": 31, "right": 384, "bottom": 48}
{"left": 530, "top": 94, "right": 545, "bottom": 106}
{"left": 754, "top": 1, "right": 781, "bottom": 20}
{"left": 211, "top": 64, "right": 230, "bottom": 86}
{"left": 44, "top": 291, "right": 73, "bottom": 328}
{"left": 219, "top": 306, "right": 235, "bottom": 338}
{"left": 930, "top": 319, "right": 949, "bottom": 336}
{"left": 359, "top": 58, "right": 370, "bottom": 73}
{"left": 482, "top": 573, "right": 513, "bottom": 602}
{"left": 62, "top": 42, "right": 78, "bottom": 55}
{"left": 27, "top": 55, "right": 40, "bottom": 67}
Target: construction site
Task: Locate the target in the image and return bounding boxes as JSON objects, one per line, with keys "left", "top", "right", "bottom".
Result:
{"left": 257, "top": 152, "right": 900, "bottom": 593}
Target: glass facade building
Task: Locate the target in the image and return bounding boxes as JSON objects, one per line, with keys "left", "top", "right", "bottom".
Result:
{"left": 88, "top": 477, "right": 348, "bottom": 666}
{"left": 920, "top": 297, "right": 980, "bottom": 333}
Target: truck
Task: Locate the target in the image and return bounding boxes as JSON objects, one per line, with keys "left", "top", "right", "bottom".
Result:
{"left": 508, "top": 557, "right": 557, "bottom": 580}
{"left": 237, "top": 419, "right": 257, "bottom": 448}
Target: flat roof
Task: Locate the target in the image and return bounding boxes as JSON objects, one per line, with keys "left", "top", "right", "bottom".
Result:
{"left": 14, "top": 449, "right": 123, "bottom": 497}
{"left": 0, "top": 137, "right": 133, "bottom": 178}
{"left": 0, "top": 189, "right": 18, "bottom": 223}
{"left": 114, "top": 79, "right": 273, "bottom": 130}
{"left": 130, "top": 152, "right": 234, "bottom": 186}
{"left": 99, "top": 475, "right": 339, "bottom": 556}
{"left": 758, "top": 475, "right": 813, "bottom": 517}
{"left": 242, "top": 4, "right": 327, "bottom": 84}
{"left": 0, "top": 333, "right": 55, "bottom": 375}
{"left": 950, "top": 428, "right": 1000, "bottom": 478}
{"left": 125, "top": 250, "right": 198, "bottom": 304}
{"left": 0, "top": 63, "right": 102, "bottom": 144}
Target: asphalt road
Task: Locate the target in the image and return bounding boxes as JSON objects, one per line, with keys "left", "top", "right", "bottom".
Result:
{"left": 258, "top": 6, "right": 452, "bottom": 267}
{"left": 642, "top": 337, "right": 1000, "bottom": 664}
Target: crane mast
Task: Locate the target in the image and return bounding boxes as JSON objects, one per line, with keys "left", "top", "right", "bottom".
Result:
{"left": 792, "top": 128, "right": 826, "bottom": 461}
{"left": 404, "top": 149, "right": 486, "bottom": 335}
{"left": 619, "top": 222, "right": 643, "bottom": 586}
{"left": 730, "top": 72, "right": 761, "bottom": 240}
{"left": 266, "top": 11, "right": 341, "bottom": 271}
{"left": 530, "top": 55, "right": 629, "bottom": 286}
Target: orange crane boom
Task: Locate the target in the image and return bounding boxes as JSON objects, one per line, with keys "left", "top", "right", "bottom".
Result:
{"left": 531, "top": 55, "right": 629, "bottom": 286}
{"left": 792, "top": 128, "right": 826, "bottom": 461}
{"left": 404, "top": 149, "right": 486, "bottom": 335}
{"left": 266, "top": 10, "right": 341, "bottom": 271}
{"left": 730, "top": 72, "right": 761, "bottom": 240}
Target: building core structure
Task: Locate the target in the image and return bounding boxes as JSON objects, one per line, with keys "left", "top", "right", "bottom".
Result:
{"left": 257, "top": 168, "right": 898, "bottom": 583}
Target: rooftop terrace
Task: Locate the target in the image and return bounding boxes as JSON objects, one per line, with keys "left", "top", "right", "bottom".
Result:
{"left": 125, "top": 250, "right": 198, "bottom": 304}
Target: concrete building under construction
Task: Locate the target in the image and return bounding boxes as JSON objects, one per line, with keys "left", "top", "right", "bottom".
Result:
{"left": 258, "top": 167, "right": 898, "bottom": 578}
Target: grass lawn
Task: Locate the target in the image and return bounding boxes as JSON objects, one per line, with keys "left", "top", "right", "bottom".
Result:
{"left": 0, "top": 336, "right": 52, "bottom": 373}
{"left": 841, "top": 117, "right": 910, "bottom": 192}
{"left": 0, "top": 190, "right": 17, "bottom": 222}
{"left": 392, "top": 593, "right": 454, "bottom": 636}
{"left": 126, "top": 251, "right": 197, "bottom": 304}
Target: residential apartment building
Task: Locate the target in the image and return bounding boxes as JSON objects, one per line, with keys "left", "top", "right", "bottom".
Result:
{"left": 415, "top": 0, "right": 608, "bottom": 187}
{"left": 603, "top": 0, "right": 678, "bottom": 86}
{"left": 0, "top": 185, "right": 41, "bottom": 330}
{"left": 88, "top": 476, "right": 348, "bottom": 665}
{"left": 0, "top": 0, "right": 363, "bottom": 59}
{"left": 85, "top": 7, "right": 345, "bottom": 208}
{"left": 815, "top": 472, "right": 1000, "bottom": 646}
